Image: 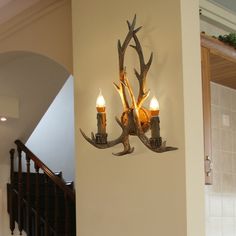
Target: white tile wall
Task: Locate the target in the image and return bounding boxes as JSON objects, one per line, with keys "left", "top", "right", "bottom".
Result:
{"left": 206, "top": 82, "right": 236, "bottom": 236}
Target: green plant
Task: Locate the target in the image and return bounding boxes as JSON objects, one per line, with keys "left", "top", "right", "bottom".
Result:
{"left": 218, "top": 33, "right": 236, "bottom": 48}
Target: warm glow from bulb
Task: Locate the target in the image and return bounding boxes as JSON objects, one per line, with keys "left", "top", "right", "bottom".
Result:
{"left": 149, "top": 96, "right": 160, "bottom": 116}
{"left": 96, "top": 90, "right": 106, "bottom": 112}
{"left": 150, "top": 96, "right": 159, "bottom": 110}
{"left": 0, "top": 117, "right": 7, "bottom": 122}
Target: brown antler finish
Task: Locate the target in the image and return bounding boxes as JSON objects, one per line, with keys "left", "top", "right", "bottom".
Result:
{"left": 80, "top": 116, "right": 134, "bottom": 156}
{"left": 114, "top": 15, "right": 141, "bottom": 110}
{"left": 80, "top": 15, "right": 177, "bottom": 156}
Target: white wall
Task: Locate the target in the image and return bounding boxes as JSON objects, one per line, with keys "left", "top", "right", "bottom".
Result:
{"left": 205, "top": 83, "right": 236, "bottom": 236}
{"left": 0, "top": 75, "right": 74, "bottom": 236}
{"left": 26, "top": 75, "right": 75, "bottom": 181}
{"left": 0, "top": 1, "right": 73, "bottom": 235}
{"left": 0, "top": 164, "right": 27, "bottom": 236}
{"left": 0, "top": 52, "right": 69, "bottom": 235}
{"left": 200, "top": 4, "right": 236, "bottom": 236}
{"left": 0, "top": 52, "right": 69, "bottom": 165}
{"left": 0, "top": 164, "right": 11, "bottom": 236}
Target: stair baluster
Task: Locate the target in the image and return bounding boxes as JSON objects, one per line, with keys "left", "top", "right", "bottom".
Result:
{"left": 26, "top": 154, "right": 31, "bottom": 235}
{"left": 44, "top": 175, "right": 49, "bottom": 236}
{"left": 65, "top": 193, "right": 69, "bottom": 236}
{"left": 54, "top": 185, "right": 59, "bottom": 235}
{"left": 7, "top": 140, "right": 76, "bottom": 236}
{"left": 9, "top": 149, "right": 15, "bottom": 235}
{"left": 17, "top": 146, "right": 23, "bottom": 235}
{"left": 34, "top": 164, "right": 40, "bottom": 236}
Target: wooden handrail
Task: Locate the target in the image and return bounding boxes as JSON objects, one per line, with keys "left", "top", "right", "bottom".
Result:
{"left": 15, "top": 140, "right": 75, "bottom": 202}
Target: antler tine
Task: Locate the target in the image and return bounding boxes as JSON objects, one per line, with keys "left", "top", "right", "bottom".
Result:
{"left": 80, "top": 120, "right": 134, "bottom": 155}
{"left": 113, "top": 82, "right": 128, "bottom": 110}
{"left": 113, "top": 117, "right": 135, "bottom": 156}
{"left": 117, "top": 15, "right": 140, "bottom": 111}
{"left": 130, "top": 30, "right": 153, "bottom": 108}
{"left": 137, "top": 131, "right": 178, "bottom": 153}
{"left": 115, "top": 116, "right": 125, "bottom": 129}
{"left": 123, "top": 74, "right": 138, "bottom": 110}
{"left": 127, "top": 15, "right": 142, "bottom": 33}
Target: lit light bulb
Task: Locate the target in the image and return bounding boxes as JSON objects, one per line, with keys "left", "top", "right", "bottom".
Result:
{"left": 96, "top": 89, "right": 106, "bottom": 112}
{"left": 149, "top": 96, "right": 160, "bottom": 116}
{"left": 0, "top": 117, "right": 7, "bottom": 122}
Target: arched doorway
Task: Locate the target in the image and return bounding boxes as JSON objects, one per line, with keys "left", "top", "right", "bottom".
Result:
{"left": 0, "top": 50, "right": 75, "bottom": 235}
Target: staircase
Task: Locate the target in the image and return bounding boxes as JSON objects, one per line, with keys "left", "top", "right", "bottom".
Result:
{"left": 7, "top": 140, "right": 76, "bottom": 236}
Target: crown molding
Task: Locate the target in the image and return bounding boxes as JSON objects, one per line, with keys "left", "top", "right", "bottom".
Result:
{"left": 0, "top": 0, "right": 70, "bottom": 42}
{"left": 200, "top": 0, "right": 236, "bottom": 31}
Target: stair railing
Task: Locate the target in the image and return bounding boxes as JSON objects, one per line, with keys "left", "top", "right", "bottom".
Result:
{"left": 8, "top": 139, "right": 76, "bottom": 236}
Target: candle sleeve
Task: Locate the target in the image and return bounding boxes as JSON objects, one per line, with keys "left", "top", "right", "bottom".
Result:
{"left": 150, "top": 116, "right": 160, "bottom": 139}
{"left": 97, "top": 112, "right": 106, "bottom": 134}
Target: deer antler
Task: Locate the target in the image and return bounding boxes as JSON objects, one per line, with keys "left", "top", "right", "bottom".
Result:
{"left": 80, "top": 15, "right": 177, "bottom": 156}
{"left": 115, "top": 14, "right": 142, "bottom": 111}
{"left": 121, "top": 57, "right": 177, "bottom": 153}
{"left": 128, "top": 22, "right": 153, "bottom": 109}
{"left": 80, "top": 116, "right": 134, "bottom": 156}
{"left": 136, "top": 128, "right": 177, "bottom": 152}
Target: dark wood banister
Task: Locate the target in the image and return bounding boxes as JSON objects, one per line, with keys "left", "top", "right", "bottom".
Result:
{"left": 15, "top": 139, "right": 75, "bottom": 202}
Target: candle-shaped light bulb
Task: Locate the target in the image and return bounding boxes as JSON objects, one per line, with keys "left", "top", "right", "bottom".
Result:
{"left": 96, "top": 89, "right": 106, "bottom": 112}
{"left": 0, "top": 117, "right": 7, "bottom": 122}
{"left": 149, "top": 96, "right": 160, "bottom": 116}
{"left": 149, "top": 96, "right": 161, "bottom": 147}
{"left": 95, "top": 89, "right": 107, "bottom": 139}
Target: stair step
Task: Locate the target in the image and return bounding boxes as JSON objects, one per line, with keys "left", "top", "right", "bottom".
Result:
{"left": 8, "top": 141, "right": 76, "bottom": 236}
{"left": 13, "top": 172, "right": 74, "bottom": 191}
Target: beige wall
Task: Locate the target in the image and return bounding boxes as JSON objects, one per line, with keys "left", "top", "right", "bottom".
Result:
{"left": 0, "top": 164, "right": 27, "bottom": 236}
{"left": 0, "top": 165, "right": 12, "bottom": 236}
{"left": 181, "top": 0, "right": 206, "bottom": 235}
{"left": 72, "top": 0, "right": 205, "bottom": 235}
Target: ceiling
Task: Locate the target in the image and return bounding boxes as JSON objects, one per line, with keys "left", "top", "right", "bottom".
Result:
{"left": 209, "top": 0, "right": 236, "bottom": 14}
{"left": 0, "top": 51, "right": 69, "bottom": 164}
{"left": 0, "top": 0, "right": 40, "bottom": 24}
{"left": 210, "top": 53, "right": 236, "bottom": 89}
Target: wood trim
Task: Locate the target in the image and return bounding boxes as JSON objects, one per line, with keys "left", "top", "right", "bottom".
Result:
{"left": 201, "top": 46, "right": 213, "bottom": 185}
{"left": 201, "top": 33, "right": 236, "bottom": 63}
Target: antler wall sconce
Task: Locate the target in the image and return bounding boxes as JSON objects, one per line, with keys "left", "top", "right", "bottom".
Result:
{"left": 80, "top": 15, "right": 177, "bottom": 156}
